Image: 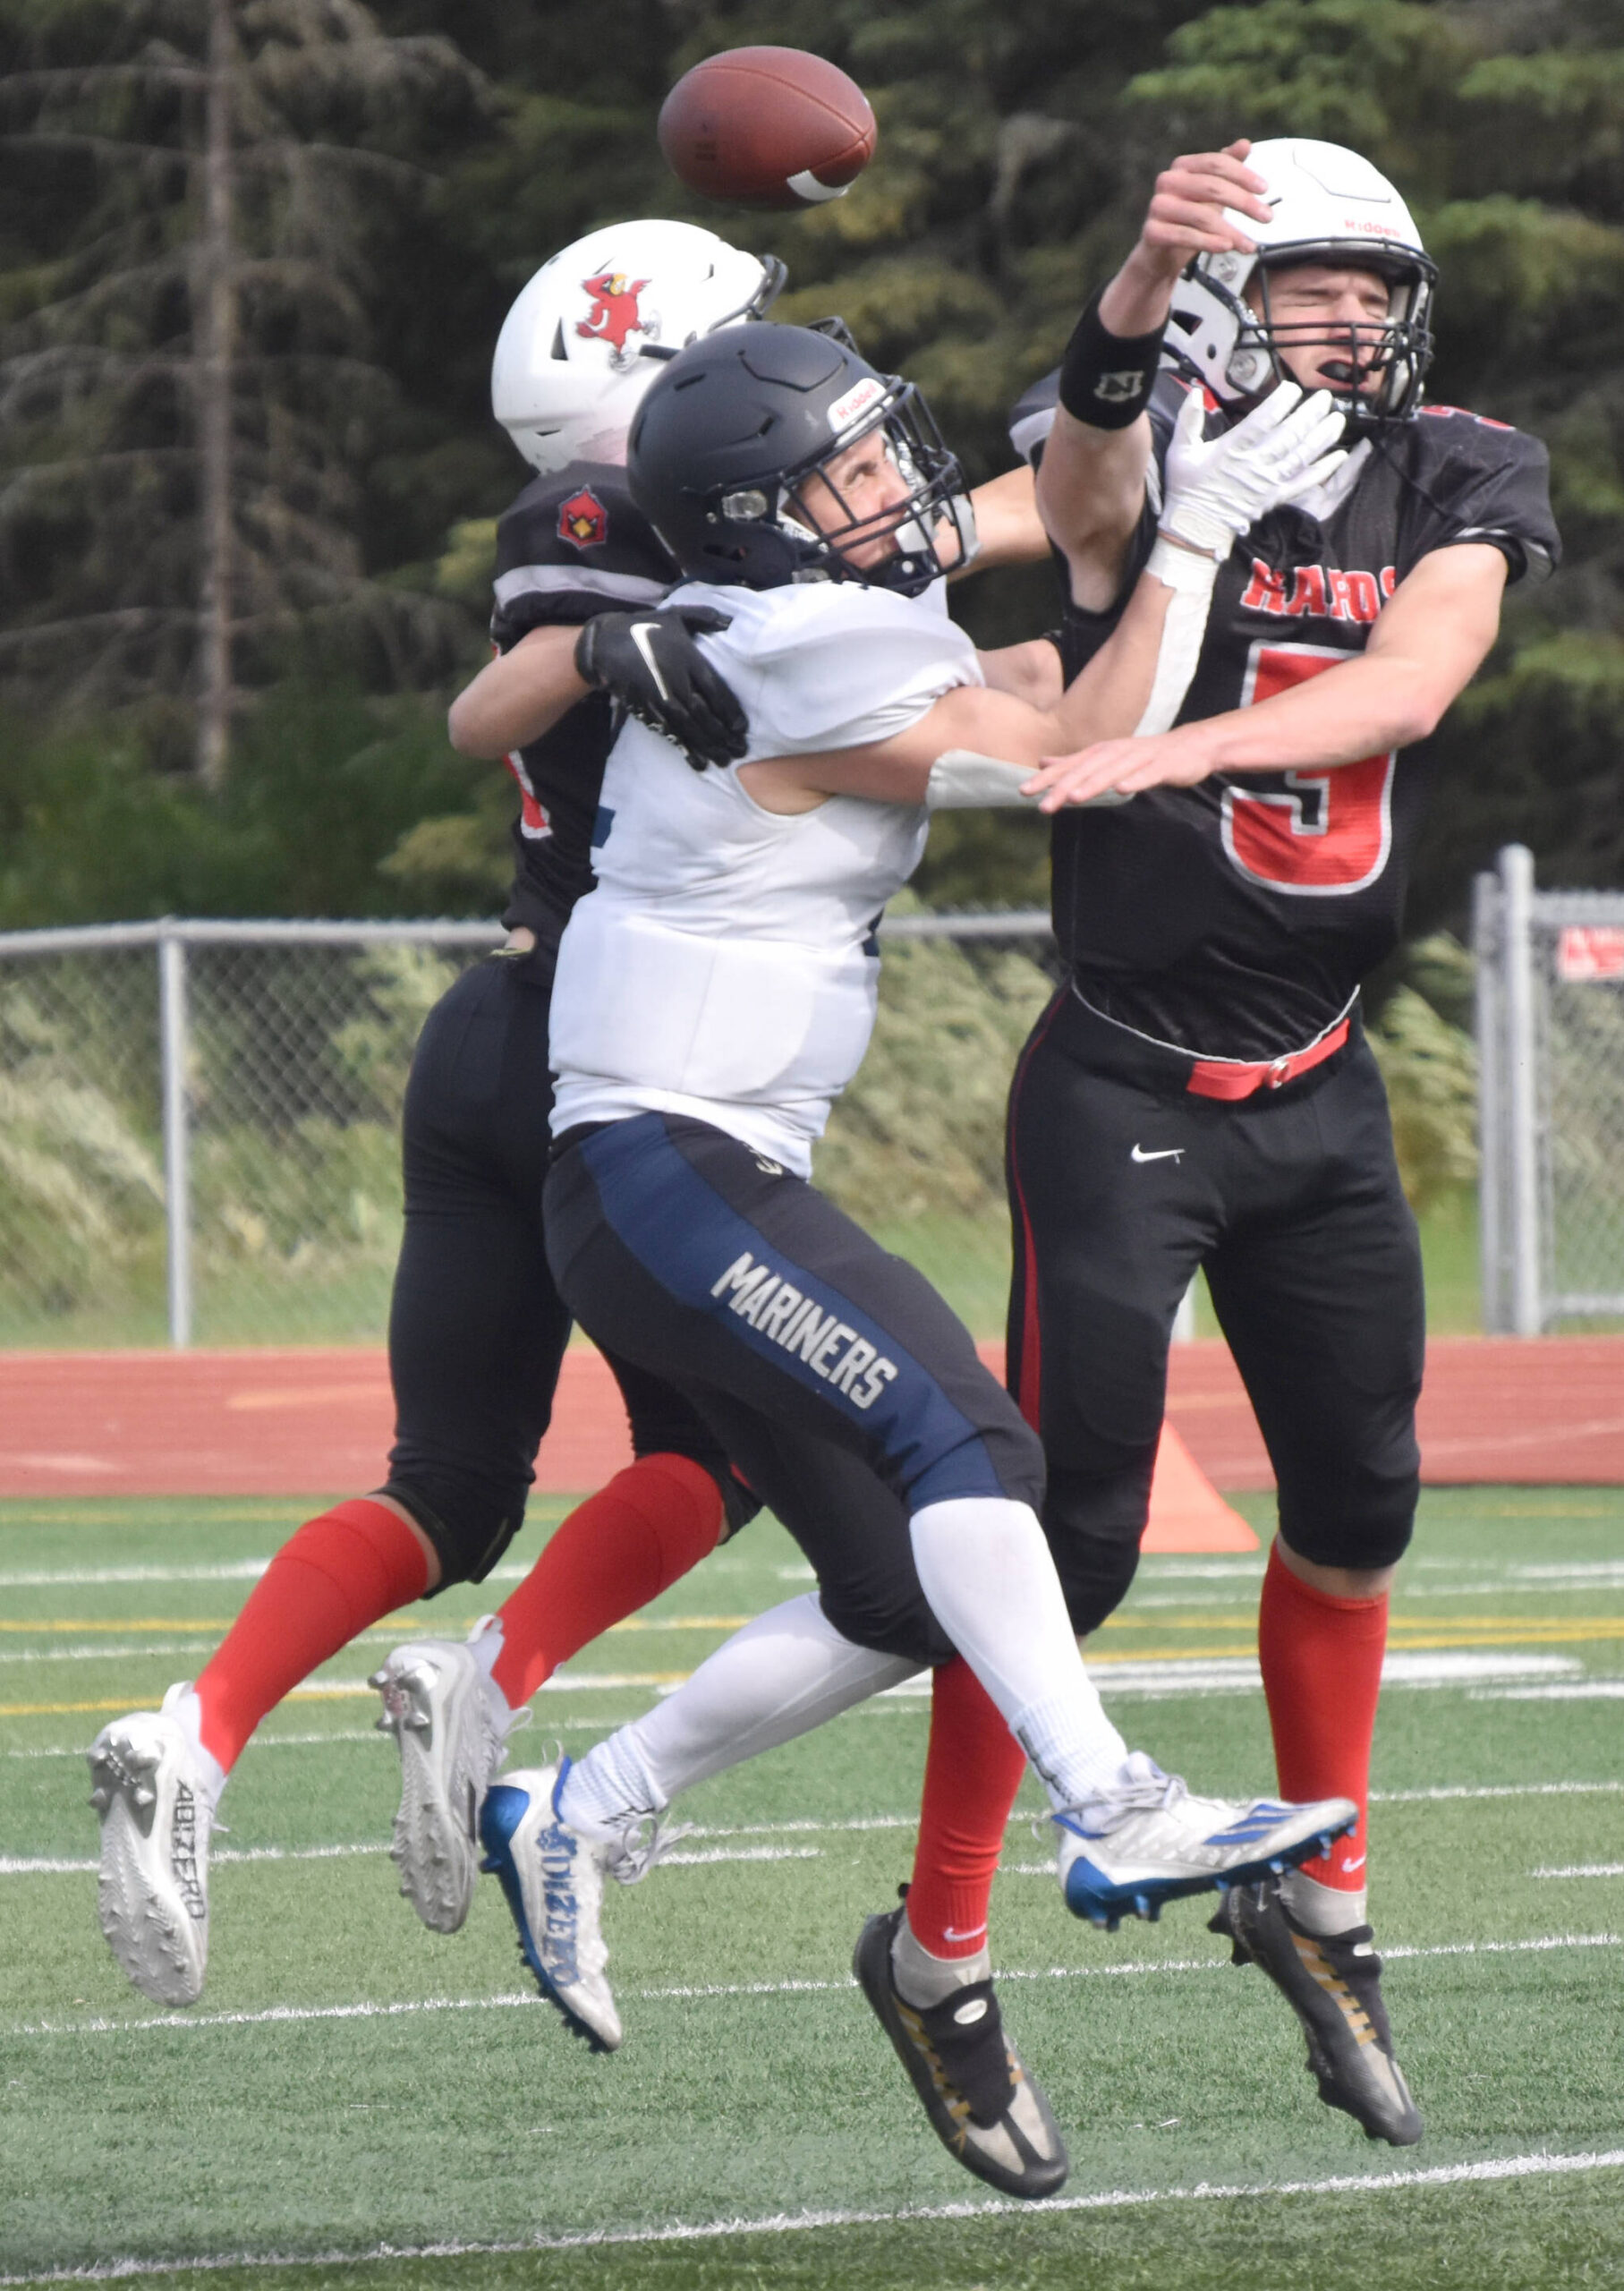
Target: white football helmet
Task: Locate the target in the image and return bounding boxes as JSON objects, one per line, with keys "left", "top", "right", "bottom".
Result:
{"left": 491, "top": 219, "right": 786, "bottom": 473}
{"left": 1165, "top": 139, "right": 1436, "bottom": 423}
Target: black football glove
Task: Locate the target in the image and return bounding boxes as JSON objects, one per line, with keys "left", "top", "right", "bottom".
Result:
{"left": 574, "top": 606, "right": 748, "bottom": 771}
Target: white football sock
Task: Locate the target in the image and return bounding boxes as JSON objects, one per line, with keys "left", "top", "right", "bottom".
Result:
{"left": 891, "top": 1917, "right": 991, "bottom": 2008}
{"left": 908, "top": 1496, "right": 1128, "bottom": 1811}
{"left": 464, "top": 1614, "right": 514, "bottom": 1729}
{"left": 559, "top": 1593, "right": 918, "bottom": 1834}
{"left": 1280, "top": 1867, "right": 1369, "bottom": 1934}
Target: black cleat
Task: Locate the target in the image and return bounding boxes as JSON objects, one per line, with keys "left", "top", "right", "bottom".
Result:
{"left": 1211, "top": 1880, "right": 1422, "bottom": 2145}
{"left": 853, "top": 1904, "right": 1069, "bottom": 2200}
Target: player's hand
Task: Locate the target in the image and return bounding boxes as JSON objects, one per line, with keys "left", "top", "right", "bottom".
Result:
{"left": 574, "top": 607, "right": 749, "bottom": 771}
{"left": 1133, "top": 141, "right": 1272, "bottom": 275}
{"left": 1021, "top": 726, "right": 1219, "bottom": 812}
{"left": 1160, "top": 382, "right": 1347, "bottom": 558}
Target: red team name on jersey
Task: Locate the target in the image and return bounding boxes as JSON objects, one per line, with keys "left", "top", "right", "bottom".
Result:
{"left": 1239, "top": 559, "right": 1399, "bottom": 624}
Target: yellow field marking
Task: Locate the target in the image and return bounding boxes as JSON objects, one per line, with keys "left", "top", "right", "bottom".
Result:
{"left": 1, "top": 1698, "right": 154, "bottom": 1718}
{"left": 1, "top": 1672, "right": 696, "bottom": 1717}
{"left": 9, "top": 1613, "right": 1624, "bottom": 1719}
{"left": 0, "top": 1503, "right": 302, "bottom": 1525}
{"left": 1483, "top": 1504, "right": 1620, "bottom": 1518}
{"left": 1, "top": 1614, "right": 755, "bottom": 1639}
{"left": 1085, "top": 1645, "right": 1259, "bottom": 1664}
{"left": 608, "top": 1614, "right": 752, "bottom": 1632}
{"left": 1385, "top": 1620, "right": 1624, "bottom": 1646}
{"left": 0, "top": 1619, "right": 240, "bottom": 1634}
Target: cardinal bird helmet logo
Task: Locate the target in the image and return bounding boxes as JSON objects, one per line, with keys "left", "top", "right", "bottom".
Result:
{"left": 577, "top": 270, "right": 654, "bottom": 362}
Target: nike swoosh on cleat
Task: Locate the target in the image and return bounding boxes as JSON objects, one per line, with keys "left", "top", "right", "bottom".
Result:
{"left": 1130, "top": 1144, "right": 1185, "bottom": 1163}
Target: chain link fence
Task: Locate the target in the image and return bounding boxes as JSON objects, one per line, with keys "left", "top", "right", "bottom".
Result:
{"left": 1475, "top": 845, "right": 1624, "bottom": 1332}
{"left": 0, "top": 911, "right": 1055, "bottom": 1350}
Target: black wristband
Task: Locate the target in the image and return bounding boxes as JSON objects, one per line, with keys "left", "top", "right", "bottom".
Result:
{"left": 1057, "top": 293, "right": 1166, "bottom": 430}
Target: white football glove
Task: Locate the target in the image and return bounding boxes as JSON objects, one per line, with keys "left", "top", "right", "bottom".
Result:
{"left": 1159, "top": 382, "right": 1348, "bottom": 559}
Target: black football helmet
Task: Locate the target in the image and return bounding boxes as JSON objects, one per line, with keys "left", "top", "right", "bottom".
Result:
{"left": 626, "top": 326, "right": 974, "bottom": 597}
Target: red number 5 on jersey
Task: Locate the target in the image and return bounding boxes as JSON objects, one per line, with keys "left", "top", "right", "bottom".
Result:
{"left": 1221, "top": 641, "right": 1395, "bottom": 896}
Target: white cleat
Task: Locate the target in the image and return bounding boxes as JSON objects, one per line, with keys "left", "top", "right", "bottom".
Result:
{"left": 87, "top": 1684, "right": 214, "bottom": 2006}
{"left": 478, "top": 1760, "right": 624, "bottom": 2051}
{"left": 370, "top": 1631, "right": 512, "bottom": 1934}
{"left": 1056, "top": 1751, "right": 1356, "bottom": 1931}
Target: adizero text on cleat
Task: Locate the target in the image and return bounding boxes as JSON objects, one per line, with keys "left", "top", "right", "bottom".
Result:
{"left": 88, "top": 1699, "right": 214, "bottom": 2006}
{"left": 1055, "top": 1752, "right": 1356, "bottom": 1928}
{"left": 1212, "top": 1881, "right": 1423, "bottom": 2144}
{"left": 478, "top": 1760, "right": 623, "bottom": 2052}
{"left": 371, "top": 1637, "right": 509, "bottom": 1934}
{"left": 854, "top": 1906, "right": 1068, "bottom": 2201}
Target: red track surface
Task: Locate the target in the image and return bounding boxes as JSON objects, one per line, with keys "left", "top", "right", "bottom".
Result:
{"left": 0, "top": 1336, "right": 1620, "bottom": 1500}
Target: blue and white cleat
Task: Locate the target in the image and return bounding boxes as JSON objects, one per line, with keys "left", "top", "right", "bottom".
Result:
{"left": 478, "top": 1759, "right": 623, "bottom": 2052}
{"left": 1056, "top": 1752, "right": 1356, "bottom": 1932}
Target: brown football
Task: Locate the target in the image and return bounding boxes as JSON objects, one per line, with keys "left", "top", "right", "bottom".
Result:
{"left": 658, "top": 46, "right": 877, "bottom": 212}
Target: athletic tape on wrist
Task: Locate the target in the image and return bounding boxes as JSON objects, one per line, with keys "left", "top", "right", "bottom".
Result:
{"left": 1058, "top": 295, "right": 1167, "bottom": 430}
{"left": 1136, "top": 539, "right": 1220, "bottom": 737}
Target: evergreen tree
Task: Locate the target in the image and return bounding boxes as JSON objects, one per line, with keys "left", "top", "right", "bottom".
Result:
{"left": 0, "top": 0, "right": 483, "bottom": 779}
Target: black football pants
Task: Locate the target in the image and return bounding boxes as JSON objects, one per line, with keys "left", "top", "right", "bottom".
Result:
{"left": 1006, "top": 988, "right": 1424, "bottom": 1634}
{"left": 381, "top": 950, "right": 740, "bottom": 1588}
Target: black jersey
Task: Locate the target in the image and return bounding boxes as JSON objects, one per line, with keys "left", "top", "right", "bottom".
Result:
{"left": 1010, "top": 371, "right": 1560, "bottom": 1059}
{"left": 490, "top": 462, "right": 676, "bottom": 941}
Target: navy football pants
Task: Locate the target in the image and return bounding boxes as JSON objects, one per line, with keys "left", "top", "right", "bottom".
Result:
{"left": 544, "top": 1112, "right": 1046, "bottom": 1667}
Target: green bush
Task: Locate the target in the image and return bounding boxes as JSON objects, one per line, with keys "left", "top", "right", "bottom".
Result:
{"left": 0, "top": 981, "right": 166, "bottom": 1316}
{"left": 1368, "top": 974, "right": 1479, "bottom": 1213}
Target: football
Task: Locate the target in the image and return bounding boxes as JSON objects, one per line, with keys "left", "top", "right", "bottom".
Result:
{"left": 658, "top": 46, "right": 877, "bottom": 211}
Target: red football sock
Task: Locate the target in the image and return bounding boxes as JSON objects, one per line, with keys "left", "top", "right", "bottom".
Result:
{"left": 1257, "top": 1539, "right": 1388, "bottom": 1895}
{"left": 489, "top": 1453, "right": 726, "bottom": 1710}
{"left": 194, "top": 1496, "right": 430, "bottom": 1773}
{"left": 904, "top": 1656, "right": 1027, "bottom": 1958}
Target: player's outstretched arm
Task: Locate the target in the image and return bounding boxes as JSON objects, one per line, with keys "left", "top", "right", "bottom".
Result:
{"left": 1036, "top": 141, "right": 1272, "bottom": 611}
{"left": 448, "top": 624, "right": 585, "bottom": 757}
{"left": 447, "top": 607, "right": 750, "bottom": 768}
{"left": 1023, "top": 543, "right": 1510, "bottom": 810}
{"left": 737, "top": 568, "right": 1179, "bottom": 817}
{"left": 742, "top": 385, "right": 1348, "bottom": 817}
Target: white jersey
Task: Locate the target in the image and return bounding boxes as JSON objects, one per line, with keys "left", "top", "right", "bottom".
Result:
{"left": 549, "top": 578, "right": 982, "bottom": 1174}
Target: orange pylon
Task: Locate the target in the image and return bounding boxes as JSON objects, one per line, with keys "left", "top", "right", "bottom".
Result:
{"left": 1141, "top": 1420, "right": 1258, "bottom": 1553}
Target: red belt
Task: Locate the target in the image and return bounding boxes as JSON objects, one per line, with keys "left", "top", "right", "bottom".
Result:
{"left": 1186, "top": 1017, "right": 1350, "bottom": 1102}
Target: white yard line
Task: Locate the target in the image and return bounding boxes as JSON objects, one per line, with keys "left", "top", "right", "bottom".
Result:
{"left": 5, "top": 1719, "right": 646, "bottom": 1759}
{"left": 0, "top": 1841, "right": 822, "bottom": 1879}
{"left": 7, "top": 1931, "right": 1618, "bottom": 2040}
{"left": 0, "top": 1644, "right": 225, "bottom": 1666}
{"left": 1369, "top": 1780, "right": 1624, "bottom": 1803}
{"left": 0, "top": 1560, "right": 546, "bottom": 1592}
{"left": 1475, "top": 1682, "right": 1624, "bottom": 1700}
{"left": 2, "top": 2146, "right": 1622, "bottom": 2283}
{"left": 7, "top": 1780, "right": 1620, "bottom": 1863}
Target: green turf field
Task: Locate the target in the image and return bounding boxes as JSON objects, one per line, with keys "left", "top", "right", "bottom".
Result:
{"left": 4, "top": 1487, "right": 1624, "bottom": 2288}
